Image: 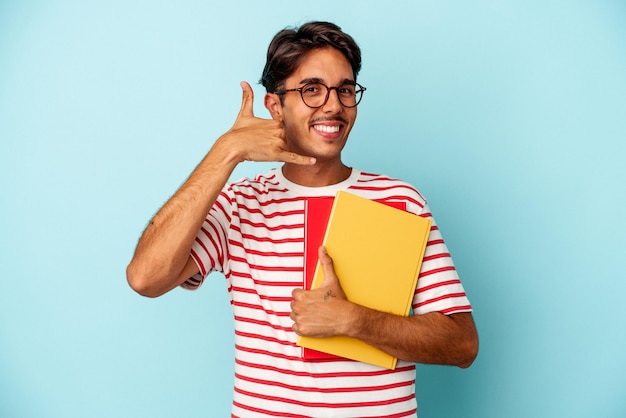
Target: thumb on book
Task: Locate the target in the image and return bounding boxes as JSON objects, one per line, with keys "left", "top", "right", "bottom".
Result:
{"left": 318, "top": 246, "right": 344, "bottom": 297}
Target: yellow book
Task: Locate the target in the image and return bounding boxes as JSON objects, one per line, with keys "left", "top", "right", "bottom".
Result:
{"left": 297, "top": 190, "right": 432, "bottom": 369}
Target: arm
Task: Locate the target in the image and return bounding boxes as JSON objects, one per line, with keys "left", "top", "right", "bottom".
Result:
{"left": 291, "top": 247, "right": 479, "bottom": 368}
{"left": 126, "top": 82, "right": 315, "bottom": 297}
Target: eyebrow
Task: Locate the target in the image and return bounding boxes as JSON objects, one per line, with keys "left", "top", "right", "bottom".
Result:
{"left": 299, "top": 77, "right": 356, "bottom": 86}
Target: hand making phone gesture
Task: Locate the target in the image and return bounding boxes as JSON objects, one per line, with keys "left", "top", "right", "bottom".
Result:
{"left": 217, "top": 81, "right": 316, "bottom": 165}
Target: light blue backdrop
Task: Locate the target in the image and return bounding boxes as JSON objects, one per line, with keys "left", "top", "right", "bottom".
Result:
{"left": 1, "top": 1, "right": 625, "bottom": 417}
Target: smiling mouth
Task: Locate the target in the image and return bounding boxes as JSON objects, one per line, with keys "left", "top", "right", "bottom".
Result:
{"left": 313, "top": 124, "right": 341, "bottom": 133}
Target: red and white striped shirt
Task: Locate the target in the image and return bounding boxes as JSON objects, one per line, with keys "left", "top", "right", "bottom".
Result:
{"left": 186, "top": 168, "right": 472, "bottom": 418}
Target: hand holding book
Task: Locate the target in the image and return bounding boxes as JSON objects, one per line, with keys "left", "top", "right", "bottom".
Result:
{"left": 291, "top": 246, "right": 351, "bottom": 338}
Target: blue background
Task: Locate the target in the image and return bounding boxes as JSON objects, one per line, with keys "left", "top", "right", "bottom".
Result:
{"left": 1, "top": 1, "right": 625, "bottom": 417}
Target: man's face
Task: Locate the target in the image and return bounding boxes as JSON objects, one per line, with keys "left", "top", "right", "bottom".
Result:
{"left": 269, "top": 47, "right": 358, "bottom": 163}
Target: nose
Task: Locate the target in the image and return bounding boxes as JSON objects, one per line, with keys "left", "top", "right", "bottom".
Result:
{"left": 321, "top": 87, "right": 343, "bottom": 113}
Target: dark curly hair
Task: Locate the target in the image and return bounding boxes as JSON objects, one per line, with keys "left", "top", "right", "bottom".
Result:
{"left": 260, "top": 21, "right": 362, "bottom": 93}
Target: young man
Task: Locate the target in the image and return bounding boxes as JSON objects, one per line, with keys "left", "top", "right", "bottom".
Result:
{"left": 127, "top": 21, "right": 478, "bottom": 418}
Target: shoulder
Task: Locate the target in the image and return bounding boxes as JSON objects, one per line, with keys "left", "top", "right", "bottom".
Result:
{"left": 349, "top": 170, "right": 428, "bottom": 213}
{"left": 223, "top": 168, "right": 285, "bottom": 197}
{"left": 222, "top": 168, "right": 299, "bottom": 209}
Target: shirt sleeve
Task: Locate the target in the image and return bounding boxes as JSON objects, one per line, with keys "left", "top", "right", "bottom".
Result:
{"left": 181, "top": 189, "right": 233, "bottom": 290}
{"left": 410, "top": 202, "right": 472, "bottom": 315}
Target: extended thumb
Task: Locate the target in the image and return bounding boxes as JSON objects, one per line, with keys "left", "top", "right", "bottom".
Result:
{"left": 318, "top": 246, "right": 338, "bottom": 287}
{"left": 238, "top": 81, "right": 254, "bottom": 117}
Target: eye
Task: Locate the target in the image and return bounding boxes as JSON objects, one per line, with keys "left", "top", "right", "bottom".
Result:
{"left": 338, "top": 85, "right": 356, "bottom": 96}
{"left": 302, "top": 83, "right": 322, "bottom": 94}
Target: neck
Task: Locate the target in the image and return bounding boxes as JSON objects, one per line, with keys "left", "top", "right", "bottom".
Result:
{"left": 282, "top": 161, "right": 351, "bottom": 187}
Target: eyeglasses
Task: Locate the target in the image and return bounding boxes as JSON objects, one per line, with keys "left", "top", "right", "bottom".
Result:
{"left": 273, "top": 82, "right": 366, "bottom": 108}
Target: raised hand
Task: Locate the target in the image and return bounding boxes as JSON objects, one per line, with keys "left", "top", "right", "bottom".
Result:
{"left": 218, "top": 81, "right": 316, "bottom": 165}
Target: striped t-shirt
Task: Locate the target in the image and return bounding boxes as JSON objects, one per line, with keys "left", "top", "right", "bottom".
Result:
{"left": 186, "top": 168, "right": 472, "bottom": 418}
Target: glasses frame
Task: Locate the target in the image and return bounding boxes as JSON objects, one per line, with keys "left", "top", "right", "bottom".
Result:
{"left": 273, "top": 82, "right": 367, "bottom": 108}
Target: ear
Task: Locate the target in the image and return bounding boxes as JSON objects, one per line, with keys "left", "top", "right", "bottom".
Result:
{"left": 264, "top": 93, "right": 283, "bottom": 121}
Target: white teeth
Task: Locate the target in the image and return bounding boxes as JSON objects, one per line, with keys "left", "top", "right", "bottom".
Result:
{"left": 314, "top": 125, "right": 340, "bottom": 133}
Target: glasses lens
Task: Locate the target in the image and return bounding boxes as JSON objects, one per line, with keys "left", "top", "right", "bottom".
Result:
{"left": 337, "top": 84, "right": 358, "bottom": 107}
{"left": 299, "top": 83, "right": 324, "bottom": 107}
